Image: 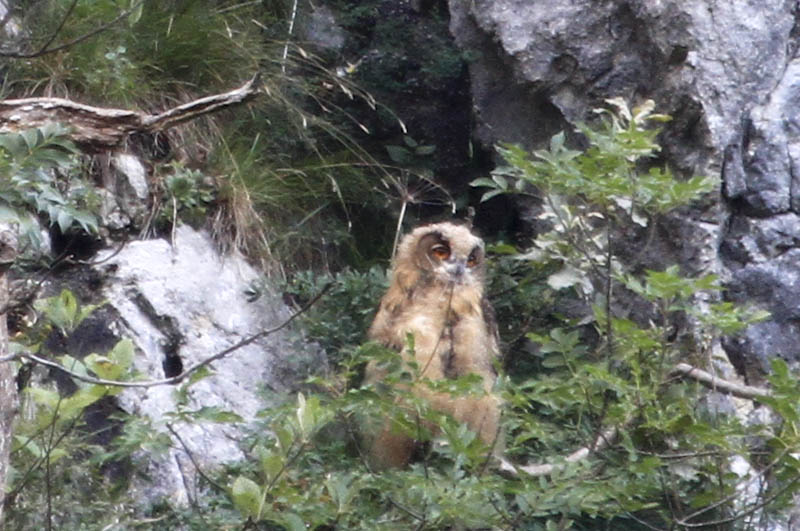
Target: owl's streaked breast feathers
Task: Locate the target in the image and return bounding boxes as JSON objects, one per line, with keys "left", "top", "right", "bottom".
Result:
{"left": 364, "top": 222, "right": 502, "bottom": 468}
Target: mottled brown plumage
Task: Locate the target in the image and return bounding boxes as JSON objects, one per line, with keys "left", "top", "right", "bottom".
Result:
{"left": 364, "top": 222, "right": 502, "bottom": 468}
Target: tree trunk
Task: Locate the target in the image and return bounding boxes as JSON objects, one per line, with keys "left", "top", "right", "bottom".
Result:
{"left": 0, "top": 226, "right": 17, "bottom": 523}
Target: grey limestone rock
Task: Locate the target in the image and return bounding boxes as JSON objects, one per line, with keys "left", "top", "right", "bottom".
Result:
{"left": 93, "top": 225, "right": 315, "bottom": 508}
{"left": 445, "top": 3, "right": 800, "bottom": 525}
{"left": 448, "top": 0, "right": 800, "bottom": 371}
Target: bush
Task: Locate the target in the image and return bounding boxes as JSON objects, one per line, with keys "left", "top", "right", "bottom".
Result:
{"left": 10, "top": 100, "right": 795, "bottom": 530}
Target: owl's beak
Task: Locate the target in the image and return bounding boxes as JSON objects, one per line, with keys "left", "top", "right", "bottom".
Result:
{"left": 448, "top": 261, "right": 466, "bottom": 279}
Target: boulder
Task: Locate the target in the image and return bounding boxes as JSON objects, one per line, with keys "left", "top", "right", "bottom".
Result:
{"left": 90, "top": 225, "right": 316, "bottom": 507}
{"left": 448, "top": 0, "right": 800, "bottom": 375}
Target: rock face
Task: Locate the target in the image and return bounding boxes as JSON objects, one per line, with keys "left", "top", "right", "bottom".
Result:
{"left": 90, "top": 225, "right": 312, "bottom": 507}
{"left": 448, "top": 0, "right": 800, "bottom": 379}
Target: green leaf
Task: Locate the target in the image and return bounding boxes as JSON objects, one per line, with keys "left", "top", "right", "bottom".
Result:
{"left": 58, "top": 354, "right": 89, "bottom": 380}
{"left": 231, "top": 476, "right": 262, "bottom": 520}
{"left": 84, "top": 354, "right": 120, "bottom": 380}
{"left": 186, "top": 365, "right": 213, "bottom": 385}
{"left": 491, "top": 174, "right": 508, "bottom": 190}
{"left": 325, "top": 473, "right": 358, "bottom": 513}
{"left": 402, "top": 135, "right": 418, "bottom": 148}
{"left": 109, "top": 338, "right": 134, "bottom": 371}
{"left": 60, "top": 386, "right": 107, "bottom": 418}
{"left": 274, "top": 423, "right": 294, "bottom": 455}
{"left": 47, "top": 447, "right": 68, "bottom": 464}
{"left": 128, "top": 0, "right": 144, "bottom": 25}
{"left": 84, "top": 338, "right": 133, "bottom": 381}
{"left": 34, "top": 289, "right": 91, "bottom": 334}
{"left": 282, "top": 513, "right": 306, "bottom": 531}
{"left": 469, "top": 177, "right": 499, "bottom": 188}
{"left": 480, "top": 189, "right": 505, "bottom": 202}
{"left": 189, "top": 406, "right": 243, "bottom": 424}
{"left": 257, "top": 446, "right": 284, "bottom": 483}
{"left": 21, "top": 128, "right": 41, "bottom": 152}
{"left": 65, "top": 207, "right": 98, "bottom": 233}
{"left": 547, "top": 265, "right": 587, "bottom": 291}
{"left": 385, "top": 145, "right": 411, "bottom": 164}
{"left": 14, "top": 436, "right": 43, "bottom": 458}
{"left": 25, "top": 386, "right": 60, "bottom": 408}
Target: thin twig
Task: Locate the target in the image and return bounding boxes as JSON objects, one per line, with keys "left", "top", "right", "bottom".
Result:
{"left": 165, "top": 423, "right": 227, "bottom": 494}
{"left": 36, "top": 0, "right": 79, "bottom": 55}
{"left": 0, "top": 1, "right": 146, "bottom": 58}
{"left": 674, "top": 449, "right": 795, "bottom": 528}
{"left": 504, "top": 361, "right": 774, "bottom": 478}
{"left": 2, "top": 283, "right": 332, "bottom": 387}
{"left": 512, "top": 423, "right": 624, "bottom": 477}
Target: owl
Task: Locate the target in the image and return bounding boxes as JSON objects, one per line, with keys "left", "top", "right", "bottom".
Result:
{"left": 364, "top": 221, "right": 502, "bottom": 468}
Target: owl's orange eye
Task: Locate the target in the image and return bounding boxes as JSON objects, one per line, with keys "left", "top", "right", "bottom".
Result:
{"left": 466, "top": 253, "right": 478, "bottom": 267}
{"left": 431, "top": 245, "right": 450, "bottom": 260}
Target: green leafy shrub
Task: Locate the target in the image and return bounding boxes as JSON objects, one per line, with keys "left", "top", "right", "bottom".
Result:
{"left": 7, "top": 290, "right": 139, "bottom": 530}
{"left": 224, "top": 99, "right": 783, "bottom": 530}
{"left": 9, "top": 0, "right": 265, "bottom": 104}
{"left": 283, "top": 266, "right": 388, "bottom": 361}
{"left": 155, "top": 161, "right": 216, "bottom": 229}
{"left": 471, "top": 99, "right": 775, "bottom": 528}
{"left": 0, "top": 123, "right": 97, "bottom": 252}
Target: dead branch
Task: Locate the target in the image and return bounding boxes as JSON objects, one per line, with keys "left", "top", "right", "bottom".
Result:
{"left": 0, "top": 1, "right": 145, "bottom": 59}
{"left": 0, "top": 282, "right": 330, "bottom": 388}
{"left": 503, "top": 362, "right": 773, "bottom": 478}
{"left": 501, "top": 424, "right": 623, "bottom": 477}
{"left": 670, "top": 363, "right": 772, "bottom": 400}
{"left": 0, "top": 75, "right": 261, "bottom": 151}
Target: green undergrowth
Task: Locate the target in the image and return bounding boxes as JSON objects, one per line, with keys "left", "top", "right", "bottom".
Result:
{"left": 7, "top": 0, "right": 265, "bottom": 104}
{"left": 6, "top": 1, "right": 412, "bottom": 270}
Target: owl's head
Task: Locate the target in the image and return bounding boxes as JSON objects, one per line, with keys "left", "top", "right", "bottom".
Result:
{"left": 399, "top": 222, "right": 486, "bottom": 286}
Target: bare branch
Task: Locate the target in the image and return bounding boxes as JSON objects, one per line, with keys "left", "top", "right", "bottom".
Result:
{"left": 34, "top": 0, "right": 79, "bottom": 56}
{"left": 501, "top": 423, "right": 623, "bottom": 477}
{"left": 501, "top": 362, "right": 774, "bottom": 478}
{"left": 670, "top": 363, "right": 771, "bottom": 400}
{"left": 0, "top": 75, "right": 262, "bottom": 151}
{"left": 5, "top": 283, "right": 330, "bottom": 388}
{"left": 0, "top": 1, "right": 145, "bottom": 59}
{"left": 142, "top": 75, "right": 262, "bottom": 131}
{"left": 165, "top": 423, "right": 227, "bottom": 495}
